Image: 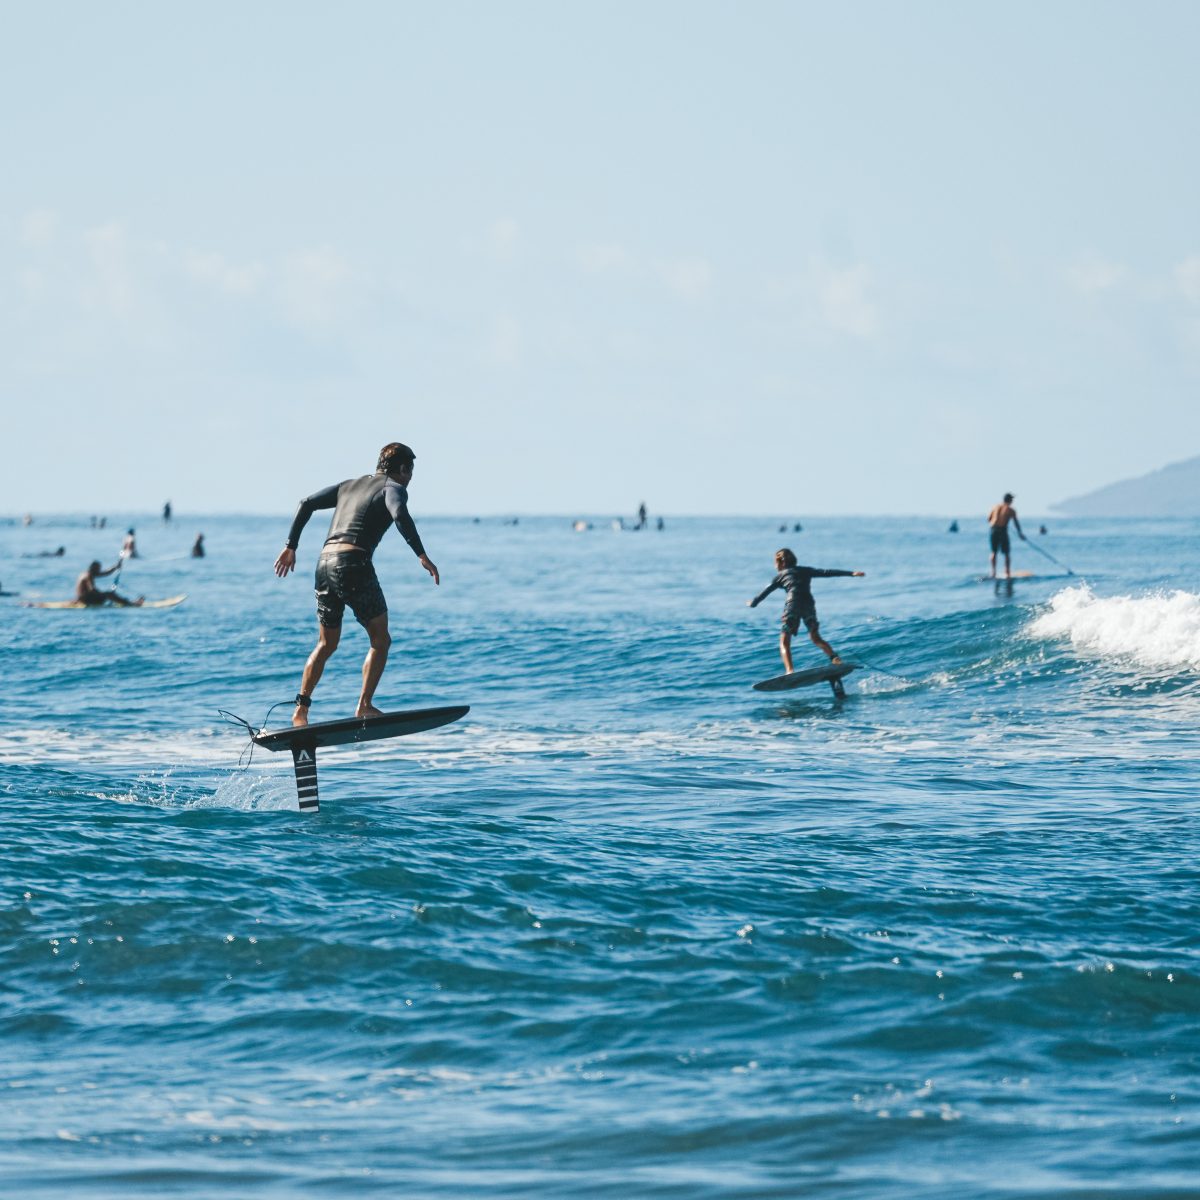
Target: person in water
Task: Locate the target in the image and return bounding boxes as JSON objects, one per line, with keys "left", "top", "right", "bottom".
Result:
{"left": 987, "top": 492, "right": 1025, "bottom": 579}
{"left": 75, "top": 560, "right": 142, "bottom": 607}
{"left": 273, "top": 441, "right": 439, "bottom": 728}
{"left": 191, "top": 533, "right": 205, "bottom": 558}
{"left": 748, "top": 549, "right": 864, "bottom": 673}
{"left": 121, "top": 528, "right": 138, "bottom": 558}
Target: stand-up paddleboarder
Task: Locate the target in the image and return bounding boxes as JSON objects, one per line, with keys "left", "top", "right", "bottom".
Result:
{"left": 987, "top": 492, "right": 1025, "bottom": 579}
{"left": 274, "top": 442, "right": 439, "bottom": 728}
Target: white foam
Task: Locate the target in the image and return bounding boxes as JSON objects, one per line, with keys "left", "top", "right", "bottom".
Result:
{"left": 1030, "top": 585, "right": 1200, "bottom": 671}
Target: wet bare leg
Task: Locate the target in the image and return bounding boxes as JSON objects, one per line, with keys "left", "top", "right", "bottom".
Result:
{"left": 294, "top": 624, "right": 340, "bottom": 726}
{"left": 1003, "top": 550, "right": 1012, "bottom": 579}
{"left": 779, "top": 631, "right": 795, "bottom": 675}
{"left": 810, "top": 628, "right": 840, "bottom": 663}
{"left": 989, "top": 551, "right": 997, "bottom": 579}
{"left": 103, "top": 590, "right": 143, "bottom": 608}
{"left": 356, "top": 613, "right": 391, "bottom": 718}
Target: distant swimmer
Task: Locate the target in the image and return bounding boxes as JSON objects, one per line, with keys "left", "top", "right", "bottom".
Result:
{"left": 75, "top": 560, "right": 143, "bottom": 607}
{"left": 948, "top": 520, "right": 959, "bottom": 533}
{"left": 163, "top": 500, "right": 172, "bottom": 523}
{"left": 637, "top": 502, "right": 647, "bottom": 530}
{"left": 748, "top": 548, "right": 864, "bottom": 673}
{"left": 656, "top": 516, "right": 664, "bottom": 531}
{"left": 987, "top": 493, "right": 1025, "bottom": 579}
{"left": 273, "top": 441, "right": 439, "bottom": 728}
{"left": 23, "top": 546, "right": 65, "bottom": 558}
{"left": 191, "top": 533, "right": 205, "bottom": 558}
{"left": 122, "top": 528, "right": 139, "bottom": 558}
{"left": 1039, "top": 524, "right": 1048, "bottom": 535}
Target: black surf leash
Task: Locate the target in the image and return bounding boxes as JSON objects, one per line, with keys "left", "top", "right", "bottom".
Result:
{"left": 218, "top": 700, "right": 289, "bottom": 769}
{"left": 1023, "top": 537, "right": 1076, "bottom": 576}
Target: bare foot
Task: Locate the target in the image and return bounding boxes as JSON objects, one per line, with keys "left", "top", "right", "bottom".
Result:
{"left": 291, "top": 707, "right": 309, "bottom": 727}
{"left": 355, "top": 704, "right": 384, "bottom": 720}
{"left": 133, "top": 597, "right": 145, "bottom": 607}
{"left": 830, "top": 655, "right": 843, "bottom": 665}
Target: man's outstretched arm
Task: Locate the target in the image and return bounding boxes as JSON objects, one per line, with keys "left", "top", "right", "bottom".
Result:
{"left": 275, "top": 483, "right": 340, "bottom": 576}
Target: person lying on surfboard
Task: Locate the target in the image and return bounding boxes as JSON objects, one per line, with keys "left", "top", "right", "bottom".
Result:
{"left": 747, "top": 549, "right": 863, "bottom": 674}
{"left": 75, "top": 560, "right": 143, "bottom": 607}
{"left": 273, "top": 441, "right": 440, "bottom": 728}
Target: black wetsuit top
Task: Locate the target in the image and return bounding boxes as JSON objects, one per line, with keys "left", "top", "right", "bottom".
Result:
{"left": 286, "top": 474, "right": 426, "bottom": 559}
{"left": 750, "top": 566, "right": 854, "bottom": 612}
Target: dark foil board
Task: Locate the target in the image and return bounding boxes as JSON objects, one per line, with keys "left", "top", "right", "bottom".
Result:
{"left": 253, "top": 705, "right": 470, "bottom": 752}
{"left": 753, "top": 664, "right": 859, "bottom": 693}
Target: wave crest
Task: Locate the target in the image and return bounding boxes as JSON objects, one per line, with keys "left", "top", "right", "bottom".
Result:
{"left": 1030, "top": 585, "right": 1200, "bottom": 670}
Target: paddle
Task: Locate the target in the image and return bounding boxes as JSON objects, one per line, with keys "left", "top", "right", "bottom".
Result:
{"left": 1023, "top": 536, "right": 1075, "bottom": 576}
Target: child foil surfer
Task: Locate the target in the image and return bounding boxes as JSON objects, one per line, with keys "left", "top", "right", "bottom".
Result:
{"left": 748, "top": 548, "right": 864, "bottom": 674}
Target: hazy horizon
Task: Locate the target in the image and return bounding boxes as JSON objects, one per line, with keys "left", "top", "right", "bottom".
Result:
{"left": 5, "top": 2, "right": 1199, "bottom": 516}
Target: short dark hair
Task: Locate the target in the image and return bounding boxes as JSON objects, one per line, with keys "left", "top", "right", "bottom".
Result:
{"left": 775, "top": 548, "right": 797, "bottom": 568}
{"left": 1003, "top": 492, "right": 1014, "bottom": 503}
{"left": 377, "top": 442, "right": 416, "bottom": 472}
{"left": 89, "top": 560, "right": 101, "bottom": 573}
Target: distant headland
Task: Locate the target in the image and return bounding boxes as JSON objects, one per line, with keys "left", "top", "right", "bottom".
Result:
{"left": 1053, "top": 454, "right": 1200, "bottom": 516}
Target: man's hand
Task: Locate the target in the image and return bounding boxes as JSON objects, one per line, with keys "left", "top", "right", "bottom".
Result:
{"left": 420, "top": 555, "right": 440, "bottom": 585}
{"left": 852, "top": 571, "right": 866, "bottom": 577}
{"left": 274, "top": 547, "right": 296, "bottom": 577}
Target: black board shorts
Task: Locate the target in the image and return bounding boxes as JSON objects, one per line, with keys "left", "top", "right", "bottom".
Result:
{"left": 315, "top": 552, "right": 387, "bottom": 628}
{"left": 990, "top": 526, "right": 1011, "bottom": 555}
{"left": 783, "top": 603, "right": 818, "bottom": 636}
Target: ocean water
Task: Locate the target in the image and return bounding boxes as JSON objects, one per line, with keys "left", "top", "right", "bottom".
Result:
{"left": 2, "top": 513, "right": 1198, "bottom": 1198}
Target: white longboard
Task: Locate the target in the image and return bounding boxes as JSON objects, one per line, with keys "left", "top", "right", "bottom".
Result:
{"left": 22, "top": 594, "right": 188, "bottom": 610}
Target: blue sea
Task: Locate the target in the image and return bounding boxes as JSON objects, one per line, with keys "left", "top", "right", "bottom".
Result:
{"left": 2, "top": 513, "right": 1199, "bottom": 1197}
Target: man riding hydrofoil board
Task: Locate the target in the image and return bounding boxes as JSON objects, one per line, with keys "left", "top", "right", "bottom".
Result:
{"left": 274, "top": 442, "right": 439, "bottom": 728}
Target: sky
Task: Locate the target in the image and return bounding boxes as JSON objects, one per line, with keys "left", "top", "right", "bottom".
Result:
{"left": 3, "top": 1, "right": 1199, "bottom": 517}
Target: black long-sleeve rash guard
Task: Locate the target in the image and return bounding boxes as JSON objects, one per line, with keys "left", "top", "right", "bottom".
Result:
{"left": 750, "top": 566, "right": 854, "bottom": 608}
{"left": 285, "top": 473, "right": 426, "bottom": 559}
